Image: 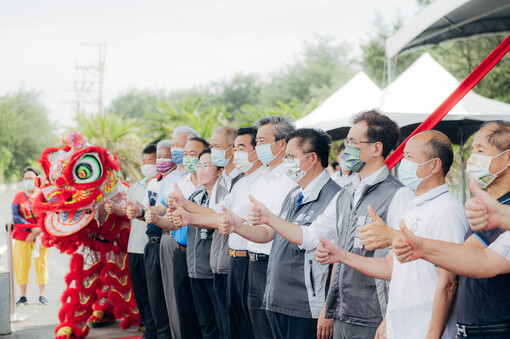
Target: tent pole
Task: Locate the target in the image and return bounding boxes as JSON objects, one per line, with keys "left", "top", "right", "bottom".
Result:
{"left": 387, "top": 57, "right": 395, "bottom": 85}
{"left": 459, "top": 127, "right": 466, "bottom": 203}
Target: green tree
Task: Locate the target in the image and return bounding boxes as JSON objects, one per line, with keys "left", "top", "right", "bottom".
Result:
{"left": 0, "top": 90, "right": 54, "bottom": 182}
{"left": 144, "top": 97, "right": 227, "bottom": 141}
{"left": 212, "top": 73, "right": 262, "bottom": 119}
{"left": 76, "top": 112, "right": 144, "bottom": 182}
{"left": 109, "top": 88, "right": 166, "bottom": 118}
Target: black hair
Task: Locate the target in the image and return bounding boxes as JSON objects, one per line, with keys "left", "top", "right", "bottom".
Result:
{"left": 331, "top": 161, "right": 340, "bottom": 170}
{"left": 22, "top": 166, "right": 40, "bottom": 177}
{"left": 236, "top": 127, "right": 257, "bottom": 148}
{"left": 189, "top": 137, "right": 210, "bottom": 149}
{"left": 425, "top": 131, "right": 454, "bottom": 176}
{"left": 198, "top": 147, "right": 212, "bottom": 159}
{"left": 142, "top": 144, "right": 157, "bottom": 155}
{"left": 480, "top": 120, "right": 510, "bottom": 152}
{"left": 286, "top": 128, "right": 331, "bottom": 168}
{"left": 352, "top": 110, "right": 400, "bottom": 158}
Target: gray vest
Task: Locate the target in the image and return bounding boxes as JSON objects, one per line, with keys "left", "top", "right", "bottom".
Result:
{"left": 263, "top": 174, "right": 341, "bottom": 319}
{"left": 325, "top": 167, "right": 403, "bottom": 327}
{"left": 186, "top": 188, "right": 215, "bottom": 279}
{"left": 209, "top": 172, "right": 244, "bottom": 274}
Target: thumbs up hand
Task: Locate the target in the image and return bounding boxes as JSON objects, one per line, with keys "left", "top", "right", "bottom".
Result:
{"left": 145, "top": 205, "right": 158, "bottom": 224}
{"left": 359, "top": 205, "right": 394, "bottom": 250}
{"left": 104, "top": 199, "right": 115, "bottom": 215}
{"left": 218, "top": 206, "right": 236, "bottom": 235}
{"left": 466, "top": 179, "right": 502, "bottom": 231}
{"left": 126, "top": 200, "right": 142, "bottom": 220}
{"left": 248, "top": 195, "right": 269, "bottom": 225}
{"left": 121, "top": 197, "right": 128, "bottom": 216}
{"left": 315, "top": 235, "right": 344, "bottom": 265}
{"left": 392, "top": 219, "right": 423, "bottom": 263}
{"left": 172, "top": 205, "right": 191, "bottom": 229}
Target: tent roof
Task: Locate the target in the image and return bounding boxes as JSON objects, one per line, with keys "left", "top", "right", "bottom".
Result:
{"left": 386, "top": 0, "right": 510, "bottom": 58}
{"left": 323, "top": 53, "right": 510, "bottom": 143}
{"left": 296, "top": 72, "right": 381, "bottom": 129}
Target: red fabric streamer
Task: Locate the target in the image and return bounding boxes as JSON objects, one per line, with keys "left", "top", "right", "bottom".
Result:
{"left": 386, "top": 34, "right": 510, "bottom": 169}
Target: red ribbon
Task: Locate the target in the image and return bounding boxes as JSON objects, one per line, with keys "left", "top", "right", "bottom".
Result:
{"left": 385, "top": 34, "right": 510, "bottom": 169}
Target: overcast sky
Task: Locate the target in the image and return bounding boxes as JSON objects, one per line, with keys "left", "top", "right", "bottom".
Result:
{"left": 0, "top": 0, "right": 419, "bottom": 127}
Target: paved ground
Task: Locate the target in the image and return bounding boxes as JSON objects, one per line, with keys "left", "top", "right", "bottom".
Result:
{"left": 0, "top": 191, "right": 142, "bottom": 339}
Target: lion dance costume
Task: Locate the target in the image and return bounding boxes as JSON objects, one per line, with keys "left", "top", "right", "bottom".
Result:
{"left": 33, "top": 131, "right": 140, "bottom": 339}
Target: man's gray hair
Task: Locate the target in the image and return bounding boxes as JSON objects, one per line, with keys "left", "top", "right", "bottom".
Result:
{"left": 157, "top": 139, "right": 172, "bottom": 153}
{"left": 252, "top": 115, "right": 296, "bottom": 141}
{"left": 173, "top": 126, "right": 200, "bottom": 140}
{"left": 214, "top": 126, "right": 237, "bottom": 146}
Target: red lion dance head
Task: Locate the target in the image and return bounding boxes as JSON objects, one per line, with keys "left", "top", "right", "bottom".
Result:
{"left": 35, "top": 130, "right": 126, "bottom": 253}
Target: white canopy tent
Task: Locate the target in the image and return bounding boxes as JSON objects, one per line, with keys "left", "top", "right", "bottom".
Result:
{"left": 321, "top": 53, "right": 510, "bottom": 144}
{"left": 295, "top": 72, "right": 381, "bottom": 130}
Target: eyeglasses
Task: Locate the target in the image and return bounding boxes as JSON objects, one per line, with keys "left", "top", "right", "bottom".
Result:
{"left": 282, "top": 153, "right": 311, "bottom": 162}
{"left": 195, "top": 163, "right": 216, "bottom": 170}
{"left": 344, "top": 138, "right": 374, "bottom": 147}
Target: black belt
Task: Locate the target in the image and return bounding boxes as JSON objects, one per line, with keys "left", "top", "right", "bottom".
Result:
{"left": 147, "top": 236, "right": 161, "bottom": 243}
{"left": 457, "top": 323, "right": 510, "bottom": 337}
{"left": 249, "top": 252, "right": 269, "bottom": 263}
{"left": 177, "top": 244, "right": 187, "bottom": 252}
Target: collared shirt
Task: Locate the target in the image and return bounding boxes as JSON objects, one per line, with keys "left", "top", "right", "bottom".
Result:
{"left": 158, "top": 169, "right": 191, "bottom": 205}
{"left": 233, "top": 163, "right": 297, "bottom": 255}
{"left": 490, "top": 231, "right": 510, "bottom": 261}
{"left": 167, "top": 175, "right": 198, "bottom": 246}
{"left": 331, "top": 170, "right": 354, "bottom": 188}
{"left": 143, "top": 174, "right": 164, "bottom": 236}
{"left": 126, "top": 178, "right": 149, "bottom": 254}
{"left": 210, "top": 166, "right": 266, "bottom": 250}
{"left": 302, "top": 170, "right": 330, "bottom": 199}
{"left": 300, "top": 165, "right": 415, "bottom": 250}
{"left": 386, "top": 184, "right": 469, "bottom": 339}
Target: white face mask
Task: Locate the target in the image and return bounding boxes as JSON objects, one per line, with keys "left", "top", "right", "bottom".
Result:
{"left": 466, "top": 150, "right": 509, "bottom": 189}
{"left": 283, "top": 153, "right": 312, "bottom": 183}
{"left": 141, "top": 164, "right": 158, "bottom": 179}
{"left": 398, "top": 158, "right": 434, "bottom": 191}
{"left": 233, "top": 150, "right": 256, "bottom": 173}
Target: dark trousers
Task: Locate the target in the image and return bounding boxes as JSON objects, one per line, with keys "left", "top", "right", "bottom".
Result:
{"left": 333, "top": 320, "right": 377, "bottom": 339}
{"left": 271, "top": 312, "right": 317, "bottom": 339}
{"left": 160, "top": 234, "right": 181, "bottom": 339}
{"left": 461, "top": 335, "right": 510, "bottom": 339}
{"left": 190, "top": 278, "right": 221, "bottom": 339}
{"left": 129, "top": 253, "right": 157, "bottom": 339}
{"left": 248, "top": 260, "right": 275, "bottom": 339}
{"left": 213, "top": 273, "right": 230, "bottom": 339}
{"left": 173, "top": 246, "right": 202, "bottom": 339}
{"left": 227, "top": 256, "right": 254, "bottom": 339}
{"left": 144, "top": 241, "right": 172, "bottom": 339}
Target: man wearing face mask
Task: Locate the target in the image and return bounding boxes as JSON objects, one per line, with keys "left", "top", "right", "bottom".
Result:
{"left": 315, "top": 130, "right": 469, "bottom": 339}
{"left": 104, "top": 144, "right": 158, "bottom": 338}
{"left": 209, "top": 126, "right": 244, "bottom": 339}
{"left": 389, "top": 121, "right": 510, "bottom": 338}
{"left": 166, "top": 127, "right": 264, "bottom": 339}
{"left": 125, "top": 139, "right": 174, "bottom": 339}
{"left": 218, "top": 128, "right": 341, "bottom": 339}
{"left": 146, "top": 137, "right": 209, "bottom": 339}
{"left": 332, "top": 144, "right": 353, "bottom": 188}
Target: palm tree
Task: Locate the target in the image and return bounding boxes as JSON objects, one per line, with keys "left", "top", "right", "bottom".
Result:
{"left": 76, "top": 111, "right": 144, "bottom": 182}
{"left": 144, "top": 97, "right": 228, "bottom": 141}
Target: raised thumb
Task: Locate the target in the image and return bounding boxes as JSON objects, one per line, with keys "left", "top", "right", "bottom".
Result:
{"left": 367, "top": 205, "right": 379, "bottom": 221}
{"left": 248, "top": 194, "right": 258, "bottom": 205}
{"left": 221, "top": 205, "right": 229, "bottom": 213}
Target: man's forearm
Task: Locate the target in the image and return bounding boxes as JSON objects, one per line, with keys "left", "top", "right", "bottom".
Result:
{"left": 188, "top": 210, "right": 220, "bottom": 229}
{"left": 340, "top": 250, "right": 392, "bottom": 281}
{"left": 421, "top": 238, "right": 510, "bottom": 278}
{"left": 426, "top": 271, "right": 457, "bottom": 339}
{"left": 266, "top": 212, "right": 304, "bottom": 246}
{"left": 235, "top": 223, "right": 274, "bottom": 244}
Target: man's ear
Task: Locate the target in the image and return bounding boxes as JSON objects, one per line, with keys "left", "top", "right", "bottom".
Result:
{"left": 373, "top": 141, "right": 384, "bottom": 158}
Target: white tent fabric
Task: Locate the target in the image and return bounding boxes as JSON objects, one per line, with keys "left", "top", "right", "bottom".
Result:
{"left": 295, "top": 72, "right": 381, "bottom": 130}
{"left": 321, "top": 53, "right": 510, "bottom": 142}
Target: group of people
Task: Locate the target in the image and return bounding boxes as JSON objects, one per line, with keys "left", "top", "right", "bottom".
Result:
{"left": 12, "top": 109, "right": 510, "bottom": 339}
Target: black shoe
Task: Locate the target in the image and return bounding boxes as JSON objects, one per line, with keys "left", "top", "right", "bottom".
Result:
{"left": 39, "top": 296, "right": 49, "bottom": 305}
{"left": 16, "top": 296, "right": 28, "bottom": 306}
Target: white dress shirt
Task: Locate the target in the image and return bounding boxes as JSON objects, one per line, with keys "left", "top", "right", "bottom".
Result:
{"left": 386, "top": 184, "right": 469, "bottom": 339}
{"left": 331, "top": 171, "right": 354, "bottom": 188}
{"left": 161, "top": 173, "right": 197, "bottom": 203}
{"left": 234, "top": 163, "right": 297, "bottom": 255}
{"left": 300, "top": 165, "right": 415, "bottom": 250}
{"left": 126, "top": 179, "right": 149, "bottom": 254}
{"left": 210, "top": 166, "right": 266, "bottom": 250}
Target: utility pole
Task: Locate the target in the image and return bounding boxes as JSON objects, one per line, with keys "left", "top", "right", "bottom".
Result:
{"left": 73, "top": 43, "right": 106, "bottom": 116}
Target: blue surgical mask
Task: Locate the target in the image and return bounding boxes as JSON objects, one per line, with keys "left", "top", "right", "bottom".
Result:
{"left": 211, "top": 147, "right": 232, "bottom": 167}
{"left": 255, "top": 140, "right": 283, "bottom": 166}
{"left": 340, "top": 144, "right": 373, "bottom": 173}
{"left": 171, "top": 148, "right": 185, "bottom": 165}
{"left": 398, "top": 158, "right": 434, "bottom": 191}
